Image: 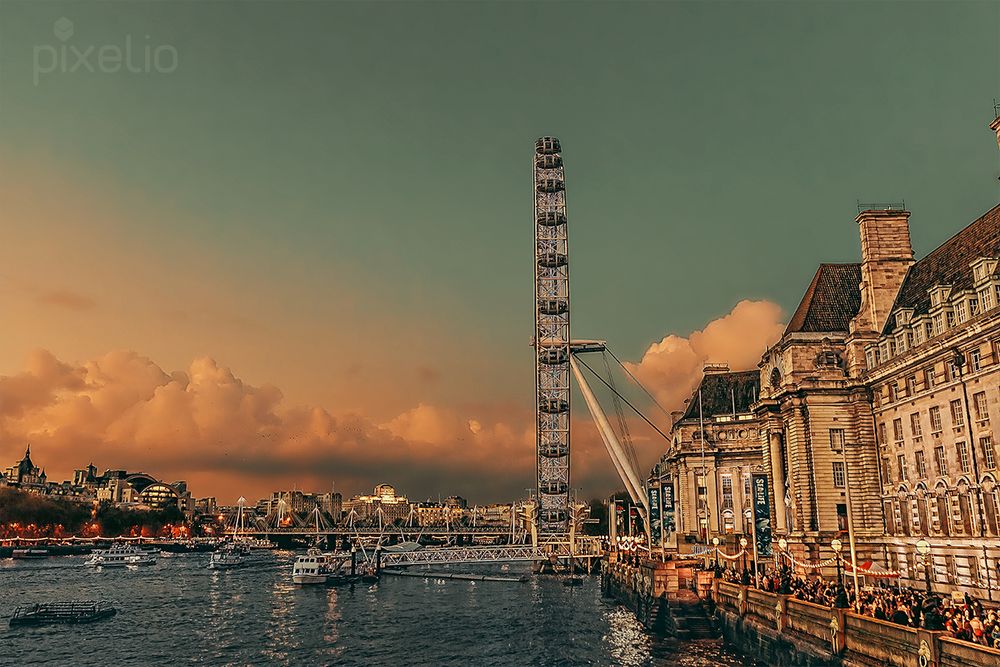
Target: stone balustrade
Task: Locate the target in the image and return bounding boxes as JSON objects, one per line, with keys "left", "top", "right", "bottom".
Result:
{"left": 711, "top": 579, "right": 1000, "bottom": 667}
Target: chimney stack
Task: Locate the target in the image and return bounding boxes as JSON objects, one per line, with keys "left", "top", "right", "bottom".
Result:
{"left": 855, "top": 208, "right": 914, "bottom": 333}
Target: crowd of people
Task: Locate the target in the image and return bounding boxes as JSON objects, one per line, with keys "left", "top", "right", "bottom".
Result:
{"left": 716, "top": 564, "right": 1000, "bottom": 648}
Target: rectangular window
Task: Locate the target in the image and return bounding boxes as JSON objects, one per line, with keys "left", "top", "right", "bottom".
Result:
{"left": 878, "top": 422, "right": 888, "bottom": 446}
{"left": 832, "top": 461, "right": 846, "bottom": 488}
{"left": 957, "top": 441, "right": 971, "bottom": 473}
{"left": 951, "top": 399, "right": 965, "bottom": 427}
{"left": 721, "top": 474, "right": 734, "bottom": 512}
{"left": 910, "top": 413, "right": 922, "bottom": 438}
{"left": 906, "top": 376, "right": 917, "bottom": 396}
{"left": 981, "top": 436, "right": 996, "bottom": 471}
{"left": 888, "top": 383, "right": 897, "bottom": 402}
{"left": 915, "top": 450, "right": 927, "bottom": 478}
{"left": 946, "top": 309, "right": 956, "bottom": 328}
{"left": 926, "top": 368, "right": 937, "bottom": 389}
{"left": 971, "top": 298, "right": 980, "bottom": 315}
{"left": 866, "top": 349, "right": 875, "bottom": 369}
{"left": 925, "top": 322, "right": 934, "bottom": 339}
{"left": 742, "top": 472, "right": 751, "bottom": 506}
{"left": 889, "top": 339, "right": 898, "bottom": 357}
{"left": 933, "top": 315, "right": 944, "bottom": 335}
{"left": 893, "top": 418, "right": 904, "bottom": 444}
{"left": 930, "top": 406, "right": 943, "bottom": 432}
{"left": 970, "top": 349, "right": 982, "bottom": 372}
{"left": 897, "top": 455, "right": 908, "bottom": 482}
{"left": 974, "top": 392, "right": 989, "bottom": 422}
{"left": 957, "top": 302, "right": 968, "bottom": 323}
{"left": 982, "top": 288, "right": 995, "bottom": 311}
{"left": 830, "top": 428, "right": 845, "bottom": 452}
{"left": 934, "top": 445, "right": 949, "bottom": 476}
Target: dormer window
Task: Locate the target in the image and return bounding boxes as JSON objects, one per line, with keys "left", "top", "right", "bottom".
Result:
{"left": 957, "top": 302, "right": 968, "bottom": 323}
{"left": 933, "top": 315, "right": 944, "bottom": 335}
{"left": 924, "top": 322, "right": 934, "bottom": 339}
{"left": 946, "top": 309, "right": 956, "bottom": 328}
{"left": 971, "top": 298, "right": 980, "bottom": 315}
{"left": 866, "top": 348, "right": 876, "bottom": 370}
{"left": 980, "top": 288, "right": 994, "bottom": 311}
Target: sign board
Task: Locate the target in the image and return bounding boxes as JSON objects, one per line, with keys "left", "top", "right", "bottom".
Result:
{"left": 751, "top": 473, "right": 773, "bottom": 558}
{"left": 647, "top": 482, "right": 662, "bottom": 546}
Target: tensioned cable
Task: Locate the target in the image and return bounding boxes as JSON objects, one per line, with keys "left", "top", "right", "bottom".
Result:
{"left": 575, "top": 354, "right": 672, "bottom": 444}
{"left": 602, "top": 350, "right": 640, "bottom": 474}
{"left": 605, "top": 346, "right": 673, "bottom": 420}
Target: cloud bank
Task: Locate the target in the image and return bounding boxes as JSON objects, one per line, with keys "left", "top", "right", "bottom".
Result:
{"left": 0, "top": 301, "right": 784, "bottom": 503}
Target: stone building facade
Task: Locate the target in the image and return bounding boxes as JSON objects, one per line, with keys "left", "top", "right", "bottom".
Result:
{"left": 752, "top": 115, "right": 1000, "bottom": 596}
{"left": 655, "top": 367, "right": 763, "bottom": 550}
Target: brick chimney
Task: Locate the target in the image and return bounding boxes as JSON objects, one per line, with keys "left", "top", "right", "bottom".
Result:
{"left": 854, "top": 208, "right": 914, "bottom": 334}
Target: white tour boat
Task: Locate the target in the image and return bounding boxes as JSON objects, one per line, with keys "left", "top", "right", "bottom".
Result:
{"left": 85, "top": 544, "right": 157, "bottom": 568}
{"left": 208, "top": 544, "right": 246, "bottom": 570}
{"left": 292, "top": 548, "right": 351, "bottom": 585}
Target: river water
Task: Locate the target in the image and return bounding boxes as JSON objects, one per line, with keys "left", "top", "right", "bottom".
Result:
{"left": 1, "top": 552, "right": 759, "bottom": 666}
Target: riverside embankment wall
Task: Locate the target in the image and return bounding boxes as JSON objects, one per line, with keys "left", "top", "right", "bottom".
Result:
{"left": 712, "top": 579, "right": 1000, "bottom": 667}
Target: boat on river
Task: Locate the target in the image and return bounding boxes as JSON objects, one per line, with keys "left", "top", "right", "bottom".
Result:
{"left": 292, "top": 548, "right": 354, "bottom": 585}
{"left": 12, "top": 548, "right": 49, "bottom": 560}
{"left": 209, "top": 543, "right": 247, "bottom": 570}
{"left": 85, "top": 544, "right": 157, "bottom": 568}
{"left": 9, "top": 600, "right": 116, "bottom": 627}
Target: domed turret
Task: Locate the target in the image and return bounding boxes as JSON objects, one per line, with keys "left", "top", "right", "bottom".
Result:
{"left": 535, "top": 137, "right": 561, "bottom": 154}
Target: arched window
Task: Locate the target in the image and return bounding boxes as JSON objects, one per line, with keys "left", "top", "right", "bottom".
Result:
{"left": 770, "top": 368, "right": 781, "bottom": 389}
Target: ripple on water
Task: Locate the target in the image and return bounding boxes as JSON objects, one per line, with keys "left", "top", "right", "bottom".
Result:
{"left": 1, "top": 555, "right": 761, "bottom": 666}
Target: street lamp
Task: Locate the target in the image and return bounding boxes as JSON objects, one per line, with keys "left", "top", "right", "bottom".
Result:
{"left": 916, "top": 538, "right": 932, "bottom": 594}
{"left": 831, "top": 538, "right": 848, "bottom": 608}
{"left": 712, "top": 536, "right": 720, "bottom": 576}
{"left": 739, "top": 537, "right": 750, "bottom": 585}
{"left": 777, "top": 537, "right": 791, "bottom": 594}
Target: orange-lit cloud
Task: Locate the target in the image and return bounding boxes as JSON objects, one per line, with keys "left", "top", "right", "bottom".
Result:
{"left": 0, "top": 301, "right": 784, "bottom": 504}
{"left": 36, "top": 289, "right": 97, "bottom": 311}
{"left": 625, "top": 300, "right": 785, "bottom": 413}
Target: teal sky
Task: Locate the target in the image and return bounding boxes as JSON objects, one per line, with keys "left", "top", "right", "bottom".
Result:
{"left": 0, "top": 1, "right": 999, "bottom": 499}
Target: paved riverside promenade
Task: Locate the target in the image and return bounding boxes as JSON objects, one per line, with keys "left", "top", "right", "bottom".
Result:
{"left": 711, "top": 579, "right": 1000, "bottom": 667}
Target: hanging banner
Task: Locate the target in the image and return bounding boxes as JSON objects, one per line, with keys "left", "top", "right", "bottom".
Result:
{"left": 647, "top": 483, "right": 662, "bottom": 546}
{"left": 662, "top": 479, "right": 676, "bottom": 536}
{"left": 751, "top": 473, "right": 773, "bottom": 558}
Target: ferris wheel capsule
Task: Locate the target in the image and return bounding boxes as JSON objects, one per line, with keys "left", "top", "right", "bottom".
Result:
{"left": 538, "top": 299, "right": 568, "bottom": 315}
{"left": 536, "top": 178, "right": 565, "bottom": 193}
{"left": 536, "top": 211, "right": 567, "bottom": 227}
{"left": 534, "top": 154, "right": 563, "bottom": 169}
{"left": 537, "top": 252, "right": 568, "bottom": 268}
{"left": 538, "top": 347, "right": 569, "bottom": 365}
{"left": 535, "top": 137, "right": 561, "bottom": 154}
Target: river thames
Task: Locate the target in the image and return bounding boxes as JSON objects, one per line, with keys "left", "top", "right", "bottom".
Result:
{"left": 2, "top": 552, "right": 759, "bottom": 666}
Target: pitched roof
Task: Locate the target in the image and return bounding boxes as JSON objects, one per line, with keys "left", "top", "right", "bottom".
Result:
{"left": 784, "top": 263, "right": 863, "bottom": 335}
{"left": 883, "top": 203, "right": 1000, "bottom": 333}
{"left": 680, "top": 370, "right": 760, "bottom": 421}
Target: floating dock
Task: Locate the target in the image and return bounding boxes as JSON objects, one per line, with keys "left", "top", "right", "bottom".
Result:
{"left": 9, "top": 601, "right": 117, "bottom": 627}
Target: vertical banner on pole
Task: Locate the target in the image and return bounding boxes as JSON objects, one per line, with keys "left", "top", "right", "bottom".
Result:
{"left": 662, "top": 478, "right": 675, "bottom": 540}
{"left": 647, "top": 482, "right": 662, "bottom": 547}
{"left": 751, "top": 473, "right": 773, "bottom": 558}
{"left": 609, "top": 500, "right": 618, "bottom": 545}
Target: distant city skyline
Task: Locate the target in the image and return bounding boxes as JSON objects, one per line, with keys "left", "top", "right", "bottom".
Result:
{"left": 1, "top": 1, "right": 998, "bottom": 502}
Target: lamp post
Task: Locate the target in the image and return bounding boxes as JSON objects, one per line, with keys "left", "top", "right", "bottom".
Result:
{"left": 739, "top": 537, "right": 750, "bottom": 585}
{"left": 831, "top": 538, "right": 848, "bottom": 608}
{"left": 778, "top": 537, "right": 791, "bottom": 594}
{"left": 712, "top": 536, "right": 720, "bottom": 576}
{"left": 916, "top": 538, "right": 932, "bottom": 594}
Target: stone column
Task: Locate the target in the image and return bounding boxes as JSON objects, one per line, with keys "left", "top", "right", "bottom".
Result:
{"left": 770, "top": 430, "right": 788, "bottom": 533}
{"left": 707, "top": 462, "right": 719, "bottom": 535}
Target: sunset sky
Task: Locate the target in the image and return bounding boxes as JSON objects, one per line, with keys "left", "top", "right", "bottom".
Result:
{"left": 1, "top": 2, "right": 998, "bottom": 503}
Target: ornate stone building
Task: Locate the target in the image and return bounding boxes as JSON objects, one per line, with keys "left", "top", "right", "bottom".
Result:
{"left": 753, "top": 115, "right": 1000, "bottom": 595}
{"left": 655, "top": 367, "right": 762, "bottom": 549}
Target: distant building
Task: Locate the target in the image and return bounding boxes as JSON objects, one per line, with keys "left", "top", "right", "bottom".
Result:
{"left": 3, "top": 445, "right": 47, "bottom": 489}
{"left": 344, "top": 483, "right": 410, "bottom": 524}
